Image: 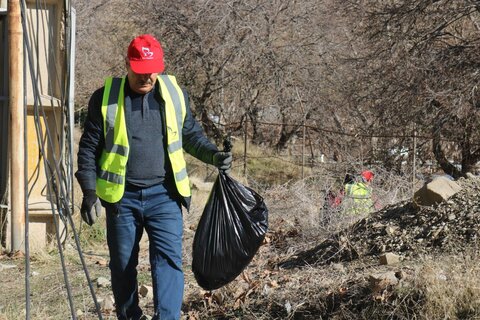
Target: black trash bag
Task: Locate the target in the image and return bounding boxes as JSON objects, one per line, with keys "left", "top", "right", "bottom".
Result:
{"left": 192, "top": 172, "right": 268, "bottom": 290}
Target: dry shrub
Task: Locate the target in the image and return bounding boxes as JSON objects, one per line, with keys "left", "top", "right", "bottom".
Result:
{"left": 263, "top": 165, "right": 413, "bottom": 236}
{"left": 415, "top": 253, "right": 480, "bottom": 319}
{"left": 264, "top": 177, "right": 325, "bottom": 233}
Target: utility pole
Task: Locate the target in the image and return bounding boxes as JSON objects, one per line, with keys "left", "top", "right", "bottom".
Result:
{"left": 8, "top": 0, "right": 25, "bottom": 252}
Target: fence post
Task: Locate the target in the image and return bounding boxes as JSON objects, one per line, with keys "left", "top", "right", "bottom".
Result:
{"left": 412, "top": 127, "right": 417, "bottom": 196}
{"left": 295, "top": 87, "right": 307, "bottom": 180}
{"left": 302, "top": 121, "right": 305, "bottom": 179}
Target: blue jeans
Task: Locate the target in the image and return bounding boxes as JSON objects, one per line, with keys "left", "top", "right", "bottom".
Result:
{"left": 106, "top": 183, "right": 184, "bottom": 320}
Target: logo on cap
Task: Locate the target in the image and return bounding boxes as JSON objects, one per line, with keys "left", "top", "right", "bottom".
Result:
{"left": 142, "top": 47, "right": 154, "bottom": 59}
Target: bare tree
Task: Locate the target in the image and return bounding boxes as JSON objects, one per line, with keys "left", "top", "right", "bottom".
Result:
{"left": 337, "top": 0, "right": 480, "bottom": 177}
{"left": 123, "top": 0, "right": 348, "bottom": 151}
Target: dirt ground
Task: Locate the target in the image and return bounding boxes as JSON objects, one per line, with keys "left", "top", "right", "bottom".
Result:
{"left": 2, "top": 175, "right": 480, "bottom": 319}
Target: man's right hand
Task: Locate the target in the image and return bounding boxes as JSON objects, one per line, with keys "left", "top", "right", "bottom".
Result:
{"left": 213, "top": 151, "right": 233, "bottom": 174}
{"left": 80, "top": 189, "right": 102, "bottom": 226}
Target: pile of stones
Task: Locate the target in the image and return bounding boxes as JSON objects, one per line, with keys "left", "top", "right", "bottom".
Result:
{"left": 281, "top": 177, "right": 480, "bottom": 268}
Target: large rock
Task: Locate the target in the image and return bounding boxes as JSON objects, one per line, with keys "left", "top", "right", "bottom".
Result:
{"left": 369, "top": 271, "right": 400, "bottom": 300}
{"left": 414, "top": 176, "right": 462, "bottom": 206}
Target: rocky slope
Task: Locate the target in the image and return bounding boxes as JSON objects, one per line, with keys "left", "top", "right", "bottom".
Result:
{"left": 280, "top": 177, "right": 480, "bottom": 268}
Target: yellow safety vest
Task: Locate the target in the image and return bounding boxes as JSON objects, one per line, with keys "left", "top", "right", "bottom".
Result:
{"left": 344, "top": 182, "right": 373, "bottom": 215}
{"left": 96, "top": 75, "right": 191, "bottom": 203}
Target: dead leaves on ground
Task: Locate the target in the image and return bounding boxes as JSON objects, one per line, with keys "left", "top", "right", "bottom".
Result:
{"left": 190, "top": 267, "right": 287, "bottom": 317}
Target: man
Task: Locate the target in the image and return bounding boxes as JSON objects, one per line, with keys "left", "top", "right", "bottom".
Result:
{"left": 344, "top": 170, "right": 375, "bottom": 215}
{"left": 75, "top": 34, "right": 232, "bottom": 320}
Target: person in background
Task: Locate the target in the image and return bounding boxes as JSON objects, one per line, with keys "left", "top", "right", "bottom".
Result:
{"left": 322, "top": 173, "right": 355, "bottom": 224}
{"left": 344, "top": 170, "right": 375, "bottom": 215}
{"left": 343, "top": 173, "right": 355, "bottom": 187}
{"left": 75, "top": 34, "right": 232, "bottom": 320}
{"left": 330, "top": 173, "right": 355, "bottom": 208}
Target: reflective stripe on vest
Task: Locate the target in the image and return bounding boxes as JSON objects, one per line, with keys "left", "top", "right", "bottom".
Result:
{"left": 96, "top": 75, "right": 191, "bottom": 203}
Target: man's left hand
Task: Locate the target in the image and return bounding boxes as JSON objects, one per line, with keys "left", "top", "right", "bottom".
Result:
{"left": 213, "top": 151, "right": 233, "bottom": 174}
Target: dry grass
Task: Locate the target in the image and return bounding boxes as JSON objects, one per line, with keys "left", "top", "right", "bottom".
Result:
{"left": 2, "top": 142, "right": 479, "bottom": 319}
{"left": 415, "top": 253, "right": 480, "bottom": 319}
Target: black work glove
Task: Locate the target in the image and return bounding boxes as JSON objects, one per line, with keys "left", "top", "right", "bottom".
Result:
{"left": 213, "top": 151, "right": 233, "bottom": 174}
{"left": 80, "top": 189, "right": 102, "bottom": 226}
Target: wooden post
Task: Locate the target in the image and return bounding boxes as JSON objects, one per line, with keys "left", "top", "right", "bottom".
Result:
{"left": 8, "top": 0, "right": 25, "bottom": 252}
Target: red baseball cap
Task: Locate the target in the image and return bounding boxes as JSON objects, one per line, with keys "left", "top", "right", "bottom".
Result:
{"left": 127, "top": 34, "right": 164, "bottom": 74}
{"left": 361, "top": 170, "right": 374, "bottom": 182}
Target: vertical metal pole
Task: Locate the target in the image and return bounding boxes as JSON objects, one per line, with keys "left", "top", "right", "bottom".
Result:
{"left": 295, "top": 87, "right": 306, "bottom": 180}
{"left": 8, "top": 0, "right": 25, "bottom": 252}
{"left": 243, "top": 114, "right": 247, "bottom": 177}
{"left": 0, "top": 13, "right": 10, "bottom": 249}
{"left": 23, "top": 35, "right": 30, "bottom": 319}
{"left": 302, "top": 122, "right": 305, "bottom": 179}
{"left": 67, "top": 7, "right": 76, "bottom": 214}
{"left": 412, "top": 127, "right": 417, "bottom": 196}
